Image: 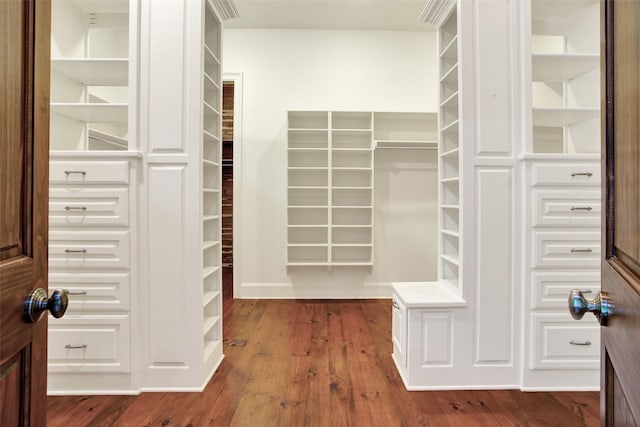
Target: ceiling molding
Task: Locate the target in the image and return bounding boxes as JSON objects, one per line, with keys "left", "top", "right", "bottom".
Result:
{"left": 419, "top": 0, "right": 456, "bottom": 26}
{"left": 210, "top": 0, "right": 240, "bottom": 21}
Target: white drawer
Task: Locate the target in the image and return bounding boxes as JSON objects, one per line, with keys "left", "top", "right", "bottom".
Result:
{"left": 50, "top": 161, "right": 129, "bottom": 185}
{"left": 49, "top": 272, "right": 130, "bottom": 311}
{"left": 49, "top": 231, "right": 129, "bottom": 269}
{"left": 532, "top": 189, "right": 601, "bottom": 228}
{"left": 532, "top": 232, "right": 600, "bottom": 269}
{"left": 530, "top": 312, "right": 599, "bottom": 370}
{"left": 531, "top": 271, "right": 601, "bottom": 310}
{"left": 531, "top": 163, "right": 600, "bottom": 187}
{"left": 48, "top": 315, "right": 130, "bottom": 373}
{"left": 50, "top": 187, "right": 129, "bottom": 227}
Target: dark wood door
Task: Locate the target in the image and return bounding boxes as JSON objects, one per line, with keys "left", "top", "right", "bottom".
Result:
{"left": 601, "top": 0, "right": 640, "bottom": 425}
{"left": 0, "top": 0, "right": 51, "bottom": 425}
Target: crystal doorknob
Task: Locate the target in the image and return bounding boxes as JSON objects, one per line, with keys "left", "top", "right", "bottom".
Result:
{"left": 24, "top": 288, "right": 69, "bottom": 323}
{"left": 568, "top": 289, "right": 612, "bottom": 326}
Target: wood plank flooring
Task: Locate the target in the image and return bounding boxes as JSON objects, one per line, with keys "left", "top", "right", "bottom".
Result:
{"left": 47, "top": 286, "right": 599, "bottom": 426}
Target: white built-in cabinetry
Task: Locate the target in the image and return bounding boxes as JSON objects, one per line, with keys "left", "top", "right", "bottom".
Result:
{"left": 287, "top": 111, "right": 437, "bottom": 267}
{"left": 523, "top": 0, "right": 601, "bottom": 389}
{"left": 46, "top": 0, "right": 233, "bottom": 394}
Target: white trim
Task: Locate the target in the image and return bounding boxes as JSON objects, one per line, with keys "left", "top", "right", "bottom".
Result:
{"left": 208, "top": 0, "right": 239, "bottom": 21}
{"left": 420, "top": 0, "right": 457, "bottom": 27}
{"left": 222, "top": 72, "right": 243, "bottom": 300}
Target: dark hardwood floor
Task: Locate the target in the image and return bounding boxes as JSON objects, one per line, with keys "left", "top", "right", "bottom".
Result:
{"left": 47, "top": 273, "right": 599, "bottom": 426}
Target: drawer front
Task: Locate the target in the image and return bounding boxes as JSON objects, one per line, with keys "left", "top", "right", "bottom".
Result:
{"left": 531, "top": 271, "right": 601, "bottom": 310}
{"left": 530, "top": 313, "right": 599, "bottom": 370}
{"left": 532, "top": 189, "right": 601, "bottom": 228}
{"left": 49, "top": 272, "right": 130, "bottom": 311}
{"left": 50, "top": 187, "right": 129, "bottom": 227}
{"left": 50, "top": 161, "right": 129, "bottom": 184}
{"left": 48, "top": 316, "right": 130, "bottom": 373}
{"left": 531, "top": 163, "right": 600, "bottom": 187}
{"left": 532, "top": 232, "right": 600, "bottom": 269}
{"left": 49, "top": 231, "right": 129, "bottom": 269}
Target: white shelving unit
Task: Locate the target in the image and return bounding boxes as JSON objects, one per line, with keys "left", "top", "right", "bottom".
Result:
{"left": 529, "top": 0, "right": 600, "bottom": 154}
{"left": 438, "top": 9, "right": 461, "bottom": 289}
{"left": 287, "top": 111, "right": 438, "bottom": 267}
{"left": 201, "top": 1, "right": 223, "bottom": 364}
{"left": 50, "top": 0, "right": 133, "bottom": 151}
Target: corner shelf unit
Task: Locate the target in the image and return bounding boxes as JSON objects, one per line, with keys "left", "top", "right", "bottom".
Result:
{"left": 201, "top": 1, "right": 223, "bottom": 364}
{"left": 50, "top": 0, "right": 134, "bottom": 151}
{"left": 529, "top": 0, "right": 600, "bottom": 154}
{"left": 286, "top": 111, "right": 438, "bottom": 267}
{"left": 438, "top": 8, "right": 461, "bottom": 290}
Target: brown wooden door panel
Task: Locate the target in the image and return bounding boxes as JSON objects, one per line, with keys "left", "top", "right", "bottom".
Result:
{"left": 0, "top": 0, "right": 51, "bottom": 426}
{"left": 602, "top": 0, "right": 640, "bottom": 425}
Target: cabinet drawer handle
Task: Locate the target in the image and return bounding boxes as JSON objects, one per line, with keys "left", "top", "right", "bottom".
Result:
{"left": 65, "top": 344, "right": 87, "bottom": 350}
{"left": 570, "top": 248, "right": 593, "bottom": 253}
{"left": 569, "top": 340, "right": 591, "bottom": 346}
{"left": 581, "top": 290, "right": 593, "bottom": 294}
{"left": 64, "top": 170, "right": 86, "bottom": 176}
{"left": 67, "top": 290, "right": 87, "bottom": 296}
{"left": 64, "top": 206, "right": 87, "bottom": 211}
{"left": 570, "top": 206, "right": 593, "bottom": 211}
{"left": 571, "top": 172, "right": 593, "bottom": 177}
{"left": 64, "top": 249, "right": 87, "bottom": 254}
{"left": 392, "top": 300, "right": 400, "bottom": 310}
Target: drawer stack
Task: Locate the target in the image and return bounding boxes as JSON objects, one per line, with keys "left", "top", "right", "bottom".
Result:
{"left": 48, "top": 160, "right": 131, "bottom": 375}
{"left": 524, "top": 159, "right": 601, "bottom": 387}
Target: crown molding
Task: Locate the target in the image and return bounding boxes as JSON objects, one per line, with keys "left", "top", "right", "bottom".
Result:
{"left": 419, "top": 0, "right": 457, "bottom": 27}
{"left": 209, "top": 0, "right": 240, "bottom": 21}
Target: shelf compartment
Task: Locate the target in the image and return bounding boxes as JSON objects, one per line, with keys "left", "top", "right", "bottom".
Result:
{"left": 288, "top": 207, "right": 328, "bottom": 226}
{"left": 51, "top": 103, "right": 128, "bottom": 122}
{"left": 532, "top": 54, "right": 599, "bottom": 81}
{"left": 332, "top": 130, "right": 372, "bottom": 149}
{"left": 440, "top": 35, "right": 458, "bottom": 60}
{"left": 332, "top": 188, "right": 372, "bottom": 207}
{"left": 203, "top": 271, "right": 221, "bottom": 297}
{"left": 288, "top": 246, "right": 328, "bottom": 264}
{"left": 289, "top": 150, "right": 328, "bottom": 168}
{"left": 332, "top": 112, "right": 372, "bottom": 130}
{"left": 204, "top": 45, "right": 220, "bottom": 82}
{"left": 87, "top": 128, "right": 127, "bottom": 150}
{"left": 51, "top": 58, "right": 128, "bottom": 85}
{"left": 331, "top": 246, "right": 372, "bottom": 263}
{"left": 288, "top": 169, "right": 328, "bottom": 187}
{"left": 332, "top": 207, "right": 372, "bottom": 226}
{"left": 373, "top": 112, "right": 438, "bottom": 142}
{"left": 442, "top": 208, "right": 460, "bottom": 232}
{"left": 331, "top": 227, "right": 372, "bottom": 244}
{"left": 203, "top": 162, "right": 220, "bottom": 189}
{"left": 442, "top": 232, "right": 460, "bottom": 256}
{"left": 441, "top": 150, "right": 459, "bottom": 179}
{"left": 441, "top": 256, "right": 459, "bottom": 281}
{"left": 203, "top": 191, "right": 219, "bottom": 217}
{"left": 203, "top": 136, "right": 220, "bottom": 162}
{"left": 204, "top": 9, "right": 221, "bottom": 59}
{"left": 332, "top": 151, "right": 372, "bottom": 168}
{"left": 204, "top": 74, "right": 220, "bottom": 111}
{"left": 288, "top": 129, "right": 328, "bottom": 149}
{"left": 203, "top": 244, "right": 220, "bottom": 270}
{"left": 288, "top": 227, "right": 328, "bottom": 244}
{"left": 440, "top": 9, "right": 458, "bottom": 50}
{"left": 203, "top": 218, "right": 219, "bottom": 242}
{"left": 532, "top": 108, "right": 599, "bottom": 127}
{"left": 440, "top": 63, "right": 458, "bottom": 85}
{"left": 289, "top": 111, "right": 328, "bottom": 129}
{"left": 332, "top": 169, "right": 372, "bottom": 188}
{"left": 288, "top": 188, "right": 328, "bottom": 207}
{"left": 441, "top": 180, "right": 460, "bottom": 205}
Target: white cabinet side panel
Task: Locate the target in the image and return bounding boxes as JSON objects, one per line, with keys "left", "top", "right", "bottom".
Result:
{"left": 473, "top": 0, "right": 512, "bottom": 157}
{"left": 417, "top": 311, "right": 453, "bottom": 367}
{"left": 148, "top": 166, "right": 190, "bottom": 366}
{"left": 148, "top": 0, "right": 185, "bottom": 153}
{"left": 474, "top": 168, "right": 513, "bottom": 364}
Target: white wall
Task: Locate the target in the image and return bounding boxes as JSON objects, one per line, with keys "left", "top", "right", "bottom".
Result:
{"left": 223, "top": 29, "right": 439, "bottom": 298}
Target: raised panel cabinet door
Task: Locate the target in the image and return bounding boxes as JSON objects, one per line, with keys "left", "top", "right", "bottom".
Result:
{"left": 601, "top": 1, "right": 640, "bottom": 425}
{"left": 0, "top": 0, "right": 51, "bottom": 425}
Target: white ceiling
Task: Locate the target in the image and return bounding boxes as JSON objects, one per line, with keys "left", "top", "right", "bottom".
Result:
{"left": 225, "top": 1, "right": 435, "bottom": 31}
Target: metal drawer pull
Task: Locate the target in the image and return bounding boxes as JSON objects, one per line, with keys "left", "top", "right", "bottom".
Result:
{"left": 64, "top": 206, "right": 87, "bottom": 211}
{"left": 569, "top": 340, "right": 591, "bottom": 346}
{"left": 64, "top": 170, "right": 86, "bottom": 176}
{"left": 65, "top": 344, "right": 87, "bottom": 350}
{"left": 571, "top": 172, "right": 593, "bottom": 177}
{"left": 570, "top": 248, "right": 593, "bottom": 253}
{"left": 570, "top": 206, "right": 593, "bottom": 211}
{"left": 64, "top": 249, "right": 87, "bottom": 254}
{"left": 581, "top": 290, "right": 593, "bottom": 294}
{"left": 67, "top": 290, "right": 87, "bottom": 296}
{"left": 392, "top": 300, "right": 400, "bottom": 310}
